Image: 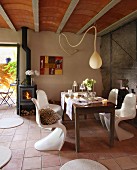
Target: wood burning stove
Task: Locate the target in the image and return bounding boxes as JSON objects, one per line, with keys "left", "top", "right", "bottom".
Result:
{"left": 18, "top": 84, "right": 37, "bottom": 115}
{"left": 17, "top": 27, "right": 36, "bottom": 115}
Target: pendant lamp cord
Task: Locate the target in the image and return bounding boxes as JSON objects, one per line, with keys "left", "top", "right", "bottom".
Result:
{"left": 59, "top": 26, "right": 97, "bottom": 55}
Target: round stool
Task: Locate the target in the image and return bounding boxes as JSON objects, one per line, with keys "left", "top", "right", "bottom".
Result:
{"left": 60, "top": 159, "right": 108, "bottom": 170}
{"left": 0, "top": 146, "right": 11, "bottom": 168}
{"left": 0, "top": 117, "right": 23, "bottom": 129}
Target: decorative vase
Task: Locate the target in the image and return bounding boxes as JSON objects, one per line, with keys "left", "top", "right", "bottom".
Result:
{"left": 26, "top": 75, "right": 31, "bottom": 85}
{"left": 31, "top": 77, "right": 34, "bottom": 86}
{"left": 87, "top": 89, "right": 91, "bottom": 98}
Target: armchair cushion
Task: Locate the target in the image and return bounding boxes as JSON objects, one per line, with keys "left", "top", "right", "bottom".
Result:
{"left": 40, "top": 108, "right": 61, "bottom": 125}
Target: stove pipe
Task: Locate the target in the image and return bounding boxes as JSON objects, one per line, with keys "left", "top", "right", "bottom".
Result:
{"left": 22, "top": 27, "right": 31, "bottom": 85}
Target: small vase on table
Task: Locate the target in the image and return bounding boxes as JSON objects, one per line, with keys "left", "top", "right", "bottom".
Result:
{"left": 87, "top": 89, "right": 91, "bottom": 98}
{"left": 31, "top": 77, "right": 34, "bottom": 86}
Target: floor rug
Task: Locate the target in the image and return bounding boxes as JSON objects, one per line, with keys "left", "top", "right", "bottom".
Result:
{"left": 0, "top": 146, "right": 12, "bottom": 168}
{"left": 0, "top": 117, "right": 24, "bottom": 129}
{"left": 60, "top": 159, "right": 108, "bottom": 170}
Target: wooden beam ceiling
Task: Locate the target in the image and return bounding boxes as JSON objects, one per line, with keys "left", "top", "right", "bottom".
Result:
{"left": 77, "top": 0, "right": 121, "bottom": 34}
{"left": 0, "top": 0, "right": 137, "bottom": 36}
{"left": 56, "top": 0, "right": 79, "bottom": 34}
{"left": 0, "top": 4, "right": 16, "bottom": 31}
{"left": 32, "top": 0, "right": 39, "bottom": 32}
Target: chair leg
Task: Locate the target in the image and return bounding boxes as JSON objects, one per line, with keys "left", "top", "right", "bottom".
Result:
{"left": 0, "top": 92, "right": 14, "bottom": 106}
{"left": 35, "top": 126, "right": 66, "bottom": 151}
{"left": 6, "top": 93, "right": 15, "bottom": 105}
{"left": 104, "top": 114, "right": 111, "bottom": 131}
{"left": 0, "top": 95, "right": 11, "bottom": 106}
{"left": 115, "top": 119, "right": 134, "bottom": 141}
{"left": 99, "top": 113, "right": 106, "bottom": 127}
{"left": 94, "top": 113, "right": 100, "bottom": 121}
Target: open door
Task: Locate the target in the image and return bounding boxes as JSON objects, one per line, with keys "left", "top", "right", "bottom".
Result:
{"left": 0, "top": 44, "right": 20, "bottom": 113}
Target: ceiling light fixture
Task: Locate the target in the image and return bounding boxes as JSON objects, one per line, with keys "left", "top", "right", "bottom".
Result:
{"left": 59, "top": 26, "right": 102, "bottom": 69}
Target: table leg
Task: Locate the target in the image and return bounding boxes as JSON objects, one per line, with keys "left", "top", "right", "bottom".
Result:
{"left": 110, "top": 109, "right": 115, "bottom": 147}
{"left": 84, "top": 114, "right": 87, "bottom": 119}
{"left": 62, "top": 102, "right": 66, "bottom": 121}
{"left": 74, "top": 107, "right": 80, "bottom": 152}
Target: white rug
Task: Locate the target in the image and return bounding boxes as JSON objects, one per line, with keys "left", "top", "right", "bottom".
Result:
{"left": 0, "top": 146, "right": 12, "bottom": 168}
{"left": 0, "top": 117, "right": 24, "bottom": 129}
{"left": 60, "top": 159, "right": 108, "bottom": 170}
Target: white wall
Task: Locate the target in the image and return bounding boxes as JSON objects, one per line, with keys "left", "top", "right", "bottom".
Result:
{"left": 0, "top": 29, "right": 103, "bottom": 101}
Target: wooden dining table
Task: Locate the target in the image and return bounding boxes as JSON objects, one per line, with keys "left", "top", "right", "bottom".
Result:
{"left": 73, "top": 102, "right": 115, "bottom": 152}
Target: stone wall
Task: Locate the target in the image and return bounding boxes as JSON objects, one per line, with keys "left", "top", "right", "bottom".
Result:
{"left": 100, "top": 21, "right": 137, "bottom": 98}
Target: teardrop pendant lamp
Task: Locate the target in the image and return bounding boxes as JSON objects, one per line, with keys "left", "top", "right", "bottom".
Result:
{"left": 59, "top": 26, "right": 102, "bottom": 69}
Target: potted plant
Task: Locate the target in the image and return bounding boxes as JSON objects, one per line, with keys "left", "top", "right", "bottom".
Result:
{"left": 5, "top": 57, "right": 11, "bottom": 64}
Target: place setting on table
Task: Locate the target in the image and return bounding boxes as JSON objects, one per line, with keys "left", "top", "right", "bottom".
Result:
{"left": 64, "top": 91, "right": 105, "bottom": 119}
{"left": 61, "top": 78, "right": 108, "bottom": 121}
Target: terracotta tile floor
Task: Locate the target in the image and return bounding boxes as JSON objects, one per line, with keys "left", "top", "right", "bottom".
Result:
{"left": 0, "top": 105, "right": 137, "bottom": 170}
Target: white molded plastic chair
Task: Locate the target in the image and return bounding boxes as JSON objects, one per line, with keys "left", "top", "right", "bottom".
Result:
{"left": 99, "top": 89, "right": 118, "bottom": 127}
{"left": 104, "top": 93, "right": 136, "bottom": 141}
{"left": 31, "top": 98, "right": 67, "bottom": 151}
{"left": 36, "top": 90, "right": 63, "bottom": 117}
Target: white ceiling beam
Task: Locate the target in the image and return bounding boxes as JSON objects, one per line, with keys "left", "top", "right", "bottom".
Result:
{"left": 32, "top": 0, "right": 39, "bottom": 32}
{"left": 0, "top": 5, "right": 16, "bottom": 31}
{"left": 56, "top": 0, "right": 79, "bottom": 34}
{"left": 77, "top": 0, "right": 121, "bottom": 35}
{"left": 98, "top": 10, "right": 137, "bottom": 36}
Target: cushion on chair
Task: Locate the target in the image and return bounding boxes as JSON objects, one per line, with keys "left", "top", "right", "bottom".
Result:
{"left": 39, "top": 108, "right": 61, "bottom": 125}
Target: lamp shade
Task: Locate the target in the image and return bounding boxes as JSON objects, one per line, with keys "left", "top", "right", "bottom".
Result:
{"left": 89, "top": 51, "right": 102, "bottom": 69}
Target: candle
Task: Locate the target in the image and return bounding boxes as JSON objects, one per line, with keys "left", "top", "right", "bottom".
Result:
{"left": 102, "top": 99, "right": 108, "bottom": 105}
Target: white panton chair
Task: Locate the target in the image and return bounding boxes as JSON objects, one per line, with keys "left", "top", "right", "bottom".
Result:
{"left": 31, "top": 98, "right": 66, "bottom": 151}
{"left": 104, "top": 93, "right": 136, "bottom": 141}
{"left": 36, "top": 90, "right": 63, "bottom": 117}
{"left": 99, "top": 89, "right": 118, "bottom": 127}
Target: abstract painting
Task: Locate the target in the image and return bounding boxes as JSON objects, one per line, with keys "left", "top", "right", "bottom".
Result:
{"left": 40, "top": 56, "right": 63, "bottom": 75}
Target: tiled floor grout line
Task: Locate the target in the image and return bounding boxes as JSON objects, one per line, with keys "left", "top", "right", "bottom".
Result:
{"left": 40, "top": 128, "right": 43, "bottom": 170}
{"left": 21, "top": 117, "right": 30, "bottom": 170}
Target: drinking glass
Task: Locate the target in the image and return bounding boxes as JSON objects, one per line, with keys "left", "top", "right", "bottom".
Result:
{"left": 91, "top": 92, "right": 96, "bottom": 101}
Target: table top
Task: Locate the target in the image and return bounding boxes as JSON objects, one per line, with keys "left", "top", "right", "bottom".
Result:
{"left": 62, "top": 92, "right": 115, "bottom": 119}
{"left": 73, "top": 102, "right": 115, "bottom": 115}
{"left": 73, "top": 102, "right": 115, "bottom": 108}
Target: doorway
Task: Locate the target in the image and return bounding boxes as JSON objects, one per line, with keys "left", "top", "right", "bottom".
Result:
{"left": 0, "top": 44, "right": 20, "bottom": 108}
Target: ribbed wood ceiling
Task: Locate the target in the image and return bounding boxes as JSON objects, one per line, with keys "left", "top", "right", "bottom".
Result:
{"left": 0, "top": 0, "right": 137, "bottom": 35}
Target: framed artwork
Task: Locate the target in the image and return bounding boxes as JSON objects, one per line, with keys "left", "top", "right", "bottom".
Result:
{"left": 40, "top": 56, "right": 63, "bottom": 75}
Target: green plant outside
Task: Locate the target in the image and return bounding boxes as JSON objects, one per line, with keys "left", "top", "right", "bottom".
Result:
{"left": 3, "top": 61, "right": 17, "bottom": 79}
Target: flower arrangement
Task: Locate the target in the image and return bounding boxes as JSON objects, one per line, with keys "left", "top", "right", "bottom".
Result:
{"left": 83, "top": 78, "right": 96, "bottom": 91}
{"left": 25, "top": 70, "right": 40, "bottom": 85}
{"left": 25, "top": 70, "right": 40, "bottom": 76}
